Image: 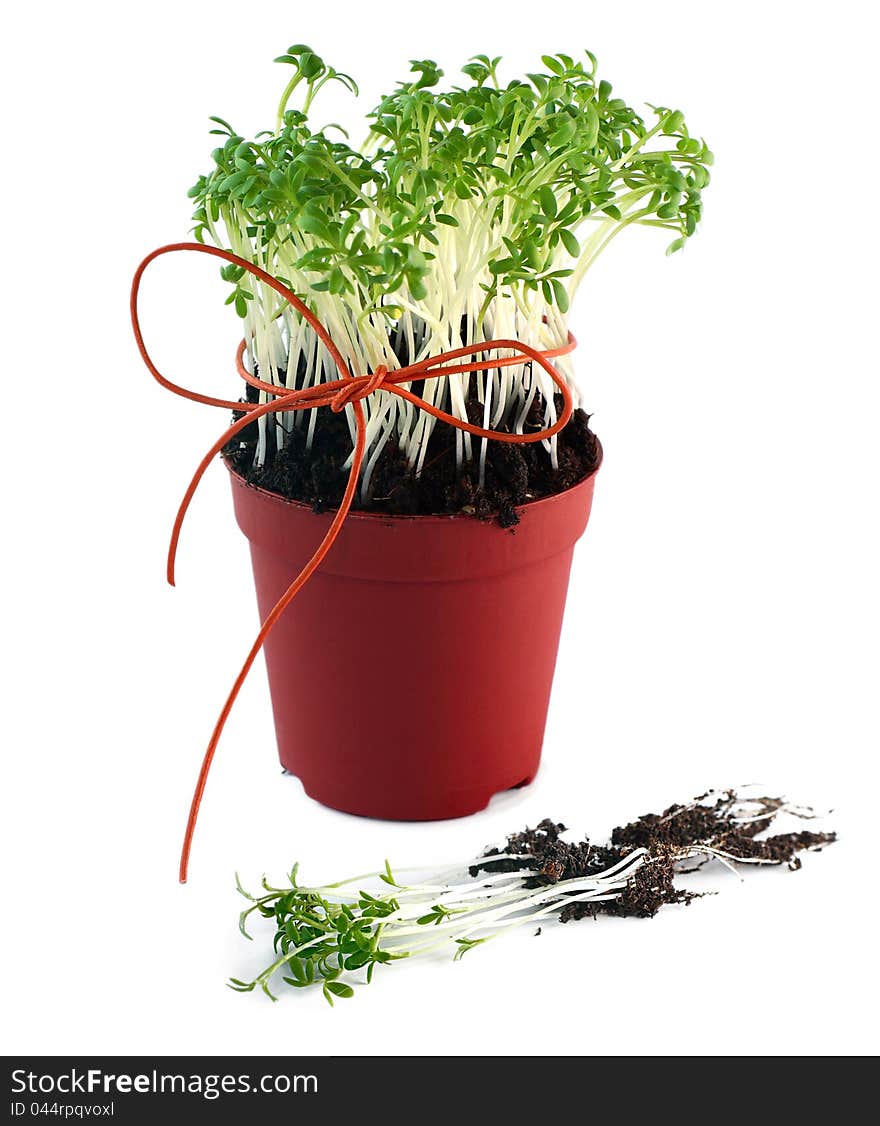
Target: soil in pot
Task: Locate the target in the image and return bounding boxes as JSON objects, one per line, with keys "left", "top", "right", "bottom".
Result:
{"left": 224, "top": 381, "right": 600, "bottom": 528}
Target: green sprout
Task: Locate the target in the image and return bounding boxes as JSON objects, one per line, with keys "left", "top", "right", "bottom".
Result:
{"left": 229, "top": 791, "right": 834, "bottom": 1005}
{"left": 189, "top": 47, "right": 712, "bottom": 493}
{"left": 230, "top": 848, "right": 648, "bottom": 1004}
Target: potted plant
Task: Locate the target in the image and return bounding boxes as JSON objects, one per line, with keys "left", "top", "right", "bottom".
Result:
{"left": 131, "top": 47, "right": 712, "bottom": 880}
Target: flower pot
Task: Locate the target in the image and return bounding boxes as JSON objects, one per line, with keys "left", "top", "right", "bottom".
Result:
{"left": 229, "top": 453, "right": 601, "bottom": 820}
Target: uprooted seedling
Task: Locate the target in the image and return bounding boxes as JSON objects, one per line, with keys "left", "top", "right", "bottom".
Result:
{"left": 230, "top": 789, "right": 835, "bottom": 1003}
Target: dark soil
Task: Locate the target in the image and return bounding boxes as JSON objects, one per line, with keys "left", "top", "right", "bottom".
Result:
{"left": 223, "top": 377, "right": 599, "bottom": 527}
{"left": 470, "top": 791, "right": 836, "bottom": 921}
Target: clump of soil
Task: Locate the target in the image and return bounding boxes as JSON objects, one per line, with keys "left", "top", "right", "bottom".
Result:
{"left": 223, "top": 377, "right": 599, "bottom": 527}
{"left": 471, "top": 791, "right": 836, "bottom": 921}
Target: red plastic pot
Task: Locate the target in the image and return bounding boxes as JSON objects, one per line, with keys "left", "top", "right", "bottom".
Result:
{"left": 229, "top": 454, "right": 601, "bottom": 820}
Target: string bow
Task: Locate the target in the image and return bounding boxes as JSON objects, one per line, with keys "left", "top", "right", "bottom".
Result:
{"left": 130, "top": 242, "right": 577, "bottom": 881}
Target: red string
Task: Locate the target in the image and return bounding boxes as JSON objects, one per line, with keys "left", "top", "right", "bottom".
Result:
{"left": 130, "top": 242, "right": 577, "bottom": 882}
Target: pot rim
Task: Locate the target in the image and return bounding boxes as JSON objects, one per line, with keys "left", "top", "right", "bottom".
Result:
{"left": 222, "top": 437, "right": 602, "bottom": 526}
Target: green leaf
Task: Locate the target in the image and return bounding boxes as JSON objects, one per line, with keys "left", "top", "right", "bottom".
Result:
{"left": 550, "top": 121, "right": 576, "bottom": 148}
{"left": 326, "top": 981, "right": 355, "bottom": 999}
{"left": 298, "top": 214, "right": 328, "bottom": 237}
{"left": 299, "top": 52, "right": 324, "bottom": 79}
{"left": 559, "top": 229, "right": 580, "bottom": 257}
{"left": 524, "top": 240, "right": 543, "bottom": 270}
{"left": 538, "top": 186, "right": 558, "bottom": 218}
{"left": 227, "top": 978, "right": 255, "bottom": 992}
{"left": 550, "top": 279, "right": 570, "bottom": 312}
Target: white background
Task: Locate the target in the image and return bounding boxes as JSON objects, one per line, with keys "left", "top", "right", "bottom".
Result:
{"left": 2, "top": 1, "right": 878, "bottom": 1056}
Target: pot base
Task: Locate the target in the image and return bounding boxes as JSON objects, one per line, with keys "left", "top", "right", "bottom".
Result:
{"left": 292, "top": 770, "right": 537, "bottom": 822}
